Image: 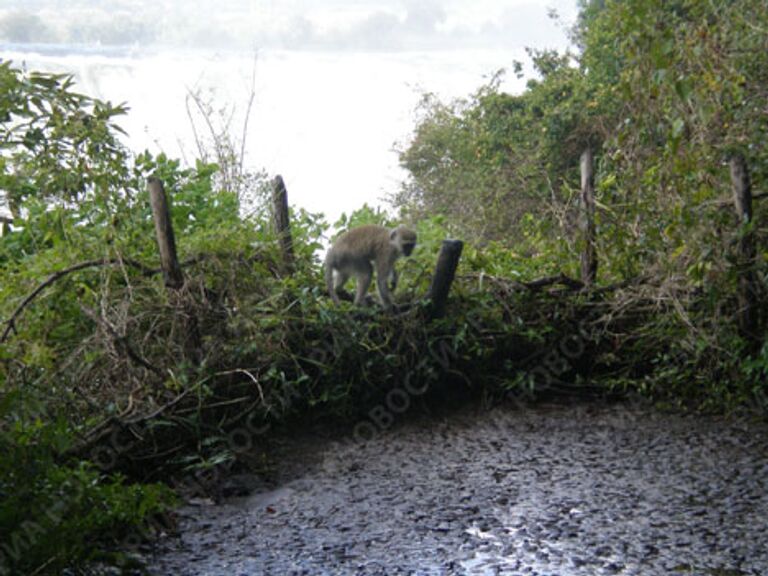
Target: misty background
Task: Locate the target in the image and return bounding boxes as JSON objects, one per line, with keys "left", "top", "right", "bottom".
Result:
{"left": 0, "top": 0, "right": 578, "bottom": 222}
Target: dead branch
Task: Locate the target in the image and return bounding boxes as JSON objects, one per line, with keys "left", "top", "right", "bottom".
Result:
{"left": 464, "top": 272, "right": 584, "bottom": 292}
{"left": 592, "top": 275, "right": 650, "bottom": 294}
{"left": 464, "top": 272, "right": 647, "bottom": 296}
{"left": 699, "top": 190, "right": 767, "bottom": 211}
{"left": 67, "top": 384, "right": 197, "bottom": 460}
{"left": 238, "top": 52, "right": 258, "bottom": 182}
{"left": 215, "top": 368, "right": 266, "bottom": 404}
{"left": 79, "top": 305, "right": 162, "bottom": 375}
{"left": 1, "top": 258, "right": 156, "bottom": 343}
{"left": 523, "top": 273, "right": 585, "bottom": 291}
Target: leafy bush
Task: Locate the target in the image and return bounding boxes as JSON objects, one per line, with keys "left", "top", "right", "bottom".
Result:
{"left": 394, "top": 0, "right": 768, "bottom": 408}
{"left": 0, "top": 391, "right": 174, "bottom": 575}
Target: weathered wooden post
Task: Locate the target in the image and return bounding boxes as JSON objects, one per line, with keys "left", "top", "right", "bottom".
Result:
{"left": 428, "top": 239, "right": 464, "bottom": 319}
{"left": 147, "top": 177, "right": 200, "bottom": 362}
{"left": 272, "top": 175, "right": 295, "bottom": 275}
{"left": 579, "top": 148, "right": 598, "bottom": 286}
{"left": 729, "top": 153, "right": 758, "bottom": 343}
{"left": 147, "top": 177, "right": 184, "bottom": 289}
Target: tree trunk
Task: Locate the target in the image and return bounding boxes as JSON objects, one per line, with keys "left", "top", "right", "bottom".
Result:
{"left": 579, "top": 148, "right": 597, "bottom": 286}
{"left": 729, "top": 154, "right": 758, "bottom": 344}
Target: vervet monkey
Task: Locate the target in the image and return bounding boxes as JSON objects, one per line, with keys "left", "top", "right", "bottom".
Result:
{"left": 325, "top": 224, "right": 417, "bottom": 309}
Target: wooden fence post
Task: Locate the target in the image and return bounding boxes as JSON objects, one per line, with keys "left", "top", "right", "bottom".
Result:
{"left": 147, "top": 177, "right": 184, "bottom": 290}
{"left": 428, "top": 240, "right": 464, "bottom": 319}
{"left": 147, "top": 177, "right": 201, "bottom": 362}
{"left": 729, "top": 153, "right": 758, "bottom": 343}
{"left": 580, "top": 148, "right": 598, "bottom": 286}
{"left": 272, "top": 175, "right": 295, "bottom": 275}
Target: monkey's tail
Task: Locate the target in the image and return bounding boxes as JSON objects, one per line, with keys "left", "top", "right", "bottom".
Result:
{"left": 324, "top": 257, "right": 340, "bottom": 304}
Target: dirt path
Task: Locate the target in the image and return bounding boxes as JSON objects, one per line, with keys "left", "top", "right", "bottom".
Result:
{"left": 149, "top": 403, "right": 768, "bottom": 575}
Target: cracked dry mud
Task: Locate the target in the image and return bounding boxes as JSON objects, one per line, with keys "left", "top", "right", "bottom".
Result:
{"left": 149, "top": 403, "right": 768, "bottom": 575}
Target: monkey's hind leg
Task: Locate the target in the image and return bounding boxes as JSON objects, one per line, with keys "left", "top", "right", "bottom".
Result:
{"left": 353, "top": 262, "right": 373, "bottom": 306}
{"left": 330, "top": 270, "right": 351, "bottom": 303}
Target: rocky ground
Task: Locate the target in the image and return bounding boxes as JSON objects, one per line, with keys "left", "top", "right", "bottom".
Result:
{"left": 148, "top": 401, "right": 768, "bottom": 575}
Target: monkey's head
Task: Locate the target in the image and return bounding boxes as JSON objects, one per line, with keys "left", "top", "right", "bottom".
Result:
{"left": 391, "top": 226, "right": 417, "bottom": 257}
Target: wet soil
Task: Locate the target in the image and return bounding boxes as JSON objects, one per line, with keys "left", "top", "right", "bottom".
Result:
{"left": 149, "top": 402, "right": 768, "bottom": 575}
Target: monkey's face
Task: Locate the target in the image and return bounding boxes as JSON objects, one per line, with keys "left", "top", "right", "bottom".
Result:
{"left": 391, "top": 226, "right": 417, "bottom": 257}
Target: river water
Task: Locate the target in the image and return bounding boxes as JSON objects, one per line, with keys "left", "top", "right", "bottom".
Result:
{"left": 2, "top": 44, "right": 526, "bottom": 223}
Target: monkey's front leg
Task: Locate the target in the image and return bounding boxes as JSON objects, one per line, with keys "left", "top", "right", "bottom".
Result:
{"left": 375, "top": 260, "right": 395, "bottom": 310}
{"left": 388, "top": 268, "right": 398, "bottom": 292}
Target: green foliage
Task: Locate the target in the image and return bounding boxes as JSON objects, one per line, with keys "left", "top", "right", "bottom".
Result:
{"left": 0, "top": 62, "right": 273, "bottom": 573}
{"left": 394, "top": 0, "right": 768, "bottom": 408}
{"left": 332, "top": 203, "right": 391, "bottom": 230}
{"left": 0, "top": 60, "right": 130, "bottom": 218}
{"left": 205, "top": 259, "right": 590, "bottom": 429}
{"left": 396, "top": 55, "right": 601, "bottom": 251}
{"left": 581, "top": 0, "right": 767, "bottom": 274}
{"left": 0, "top": 392, "right": 174, "bottom": 575}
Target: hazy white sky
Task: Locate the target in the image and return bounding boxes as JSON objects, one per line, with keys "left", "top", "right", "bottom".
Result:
{"left": 1, "top": 1, "right": 579, "bottom": 224}
{"left": 0, "top": 1, "right": 578, "bottom": 51}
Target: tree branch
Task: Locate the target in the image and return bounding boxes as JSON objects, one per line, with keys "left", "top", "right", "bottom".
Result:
{"left": 79, "top": 305, "right": 161, "bottom": 375}
{"left": 1, "top": 258, "right": 154, "bottom": 343}
{"left": 522, "top": 273, "right": 585, "bottom": 291}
